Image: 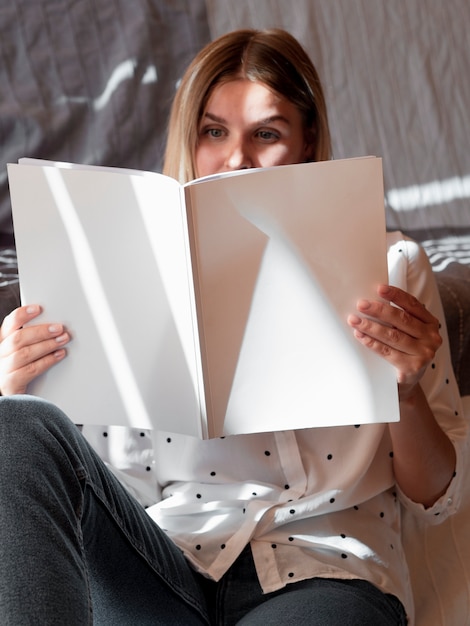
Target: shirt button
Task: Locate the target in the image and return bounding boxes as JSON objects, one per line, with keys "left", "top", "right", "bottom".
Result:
{"left": 447, "top": 497, "right": 453, "bottom": 506}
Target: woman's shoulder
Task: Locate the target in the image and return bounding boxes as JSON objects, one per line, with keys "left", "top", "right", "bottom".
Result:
{"left": 386, "top": 230, "right": 429, "bottom": 266}
{"left": 386, "top": 230, "right": 436, "bottom": 298}
{"left": 387, "top": 229, "right": 418, "bottom": 250}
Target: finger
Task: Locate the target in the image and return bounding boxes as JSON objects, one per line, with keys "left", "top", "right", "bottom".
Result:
{"left": 347, "top": 307, "right": 441, "bottom": 390}
{"left": 347, "top": 312, "right": 440, "bottom": 360}
{"left": 2, "top": 328, "right": 70, "bottom": 368}
{"left": 348, "top": 313, "right": 408, "bottom": 355}
{"left": 0, "top": 322, "right": 70, "bottom": 396}
{"left": 1, "top": 348, "right": 67, "bottom": 396}
{"left": 0, "top": 304, "right": 43, "bottom": 341}
{"left": 377, "top": 284, "right": 437, "bottom": 324}
{"left": 355, "top": 295, "right": 441, "bottom": 345}
{"left": 0, "top": 323, "right": 70, "bottom": 359}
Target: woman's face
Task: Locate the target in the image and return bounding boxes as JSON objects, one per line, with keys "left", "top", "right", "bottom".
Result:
{"left": 195, "top": 79, "right": 314, "bottom": 178}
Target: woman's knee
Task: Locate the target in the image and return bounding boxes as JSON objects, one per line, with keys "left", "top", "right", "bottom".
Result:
{"left": 0, "top": 395, "right": 78, "bottom": 462}
{"left": 0, "top": 393, "right": 73, "bottom": 425}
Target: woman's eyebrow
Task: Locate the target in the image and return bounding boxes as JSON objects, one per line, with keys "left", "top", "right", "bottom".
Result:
{"left": 256, "top": 115, "right": 291, "bottom": 126}
{"left": 202, "top": 112, "right": 291, "bottom": 126}
{"left": 201, "top": 112, "right": 226, "bottom": 124}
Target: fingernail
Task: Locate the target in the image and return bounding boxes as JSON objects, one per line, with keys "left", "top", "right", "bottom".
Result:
{"left": 48, "top": 324, "right": 61, "bottom": 334}
{"left": 348, "top": 314, "right": 361, "bottom": 325}
{"left": 357, "top": 299, "right": 371, "bottom": 311}
{"left": 55, "top": 333, "right": 68, "bottom": 344}
{"left": 378, "top": 284, "right": 391, "bottom": 295}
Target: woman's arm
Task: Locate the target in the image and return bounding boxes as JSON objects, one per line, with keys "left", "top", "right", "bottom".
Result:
{"left": 348, "top": 284, "right": 456, "bottom": 508}
{"left": 0, "top": 305, "right": 70, "bottom": 395}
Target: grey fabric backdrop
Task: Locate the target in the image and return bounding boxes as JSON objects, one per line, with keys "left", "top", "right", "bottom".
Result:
{"left": 0, "top": 0, "right": 211, "bottom": 243}
{"left": 2, "top": 1, "right": 469, "bottom": 241}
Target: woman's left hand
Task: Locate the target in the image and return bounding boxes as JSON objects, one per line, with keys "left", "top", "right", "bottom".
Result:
{"left": 347, "top": 284, "right": 442, "bottom": 398}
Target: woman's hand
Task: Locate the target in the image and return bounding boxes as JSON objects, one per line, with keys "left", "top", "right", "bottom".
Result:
{"left": 0, "top": 305, "right": 70, "bottom": 396}
{"left": 348, "top": 284, "right": 455, "bottom": 507}
{"left": 347, "top": 284, "right": 442, "bottom": 397}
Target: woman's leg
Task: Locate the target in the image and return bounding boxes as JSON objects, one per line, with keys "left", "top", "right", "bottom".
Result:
{"left": 235, "top": 579, "right": 407, "bottom": 626}
{"left": 0, "top": 396, "right": 209, "bottom": 625}
{"left": 215, "top": 545, "right": 407, "bottom": 626}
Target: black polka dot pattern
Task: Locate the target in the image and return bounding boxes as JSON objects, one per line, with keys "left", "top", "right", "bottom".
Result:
{"left": 109, "top": 235, "right": 463, "bottom": 600}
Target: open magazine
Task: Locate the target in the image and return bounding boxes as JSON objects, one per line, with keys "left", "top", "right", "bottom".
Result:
{"left": 7, "top": 156, "right": 399, "bottom": 438}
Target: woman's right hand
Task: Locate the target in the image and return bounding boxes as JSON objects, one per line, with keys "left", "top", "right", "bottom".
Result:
{"left": 0, "top": 305, "right": 70, "bottom": 396}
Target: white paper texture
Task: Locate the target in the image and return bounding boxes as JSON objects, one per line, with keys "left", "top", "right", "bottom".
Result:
{"left": 185, "top": 158, "right": 399, "bottom": 434}
{"left": 8, "top": 163, "right": 204, "bottom": 437}
{"left": 8, "top": 157, "right": 399, "bottom": 437}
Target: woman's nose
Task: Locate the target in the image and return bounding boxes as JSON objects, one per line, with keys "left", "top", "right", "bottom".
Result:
{"left": 225, "top": 140, "right": 253, "bottom": 170}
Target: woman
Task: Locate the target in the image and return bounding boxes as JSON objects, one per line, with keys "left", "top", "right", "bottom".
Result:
{"left": 0, "top": 29, "right": 466, "bottom": 625}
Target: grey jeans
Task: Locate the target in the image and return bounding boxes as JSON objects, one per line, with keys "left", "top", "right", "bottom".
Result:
{"left": 0, "top": 395, "right": 407, "bottom": 625}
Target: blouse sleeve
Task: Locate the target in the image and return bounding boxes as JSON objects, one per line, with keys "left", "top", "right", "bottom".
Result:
{"left": 80, "top": 424, "right": 162, "bottom": 507}
{"left": 387, "top": 231, "right": 469, "bottom": 523}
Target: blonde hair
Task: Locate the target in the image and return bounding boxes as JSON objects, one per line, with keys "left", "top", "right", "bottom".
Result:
{"left": 163, "top": 28, "right": 331, "bottom": 183}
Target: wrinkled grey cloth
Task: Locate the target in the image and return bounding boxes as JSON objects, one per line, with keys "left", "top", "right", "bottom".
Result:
{"left": 0, "top": 0, "right": 210, "bottom": 243}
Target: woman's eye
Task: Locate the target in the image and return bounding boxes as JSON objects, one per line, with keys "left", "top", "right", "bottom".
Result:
{"left": 256, "top": 130, "right": 279, "bottom": 142}
{"left": 205, "top": 128, "right": 224, "bottom": 139}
